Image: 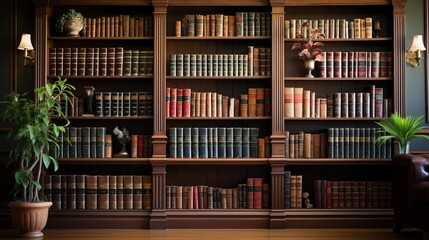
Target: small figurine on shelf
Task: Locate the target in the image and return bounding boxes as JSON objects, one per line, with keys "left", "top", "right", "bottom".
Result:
{"left": 83, "top": 86, "right": 95, "bottom": 116}
{"left": 302, "top": 192, "right": 313, "bottom": 208}
{"left": 113, "top": 126, "right": 131, "bottom": 158}
{"left": 373, "top": 20, "right": 382, "bottom": 38}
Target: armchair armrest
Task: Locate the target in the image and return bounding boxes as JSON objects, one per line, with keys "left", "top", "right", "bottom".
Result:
{"left": 393, "top": 154, "right": 429, "bottom": 184}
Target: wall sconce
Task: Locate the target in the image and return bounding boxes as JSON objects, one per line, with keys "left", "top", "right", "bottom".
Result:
{"left": 17, "top": 33, "right": 35, "bottom": 66}
{"left": 406, "top": 35, "right": 426, "bottom": 67}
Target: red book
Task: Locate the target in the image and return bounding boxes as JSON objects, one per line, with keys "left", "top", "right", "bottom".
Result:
{"left": 326, "top": 181, "right": 332, "bottom": 208}
{"left": 371, "top": 52, "right": 380, "bottom": 78}
{"left": 193, "top": 185, "right": 199, "bottom": 209}
{"left": 333, "top": 51, "right": 342, "bottom": 78}
{"left": 357, "top": 52, "right": 367, "bottom": 78}
{"left": 247, "top": 178, "right": 254, "bottom": 209}
{"left": 262, "top": 183, "right": 269, "bottom": 209}
{"left": 170, "top": 88, "right": 177, "bottom": 117}
{"left": 379, "top": 52, "right": 388, "bottom": 77}
{"left": 331, "top": 181, "right": 339, "bottom": 208}
{"left": 176, "top": 88, "right": 183, "bottom": 117}
{"left": 341, "top": 51, "right": 348, "bottom": 78}
{"left": 326, "top": 52, "right": 334, "bottom": 78}
{"left": 264, "top": 88, "right": 271, "bottom": 116}
{"left": 348, "top": 52, "right": 355, "bottom": 78}
{"left": 137, "top": 135, "right": 144, "bottom": 158}
{"left": 319, "top": 52, "right": 326, "bottom": 78}
{"left": 253, "top": 178, "right": 263, "bottom": 209}
{"left": 183, "top": 88, "right": 191, "bottom": 117}
{"left": 166, "top": 88, "right": 170, "bottom": 117}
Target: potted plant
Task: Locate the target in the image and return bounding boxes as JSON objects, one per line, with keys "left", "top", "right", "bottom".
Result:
{"left": 375, "top": 113, "right": 429, "bottom": 154}
{"left": 56, "top": 9, "right": 85, "bottom": 37}
{"left": 1, "top": 78, "right": 74, "bottom": 237}
{"left": 290, "top": 22, "right": 325, "bottom": 78}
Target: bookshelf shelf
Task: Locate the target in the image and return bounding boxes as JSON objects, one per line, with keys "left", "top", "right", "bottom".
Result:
{"left": 284, "top": 77, "right": 392, "bottom": 81}
{"left": 167, "top": 36, "right": 271, "bottom": 40}
{"left": 285, "top": 158, "right": 391, "bottom": 165}
{"left": 284, "top": 37, "right": 392, "bottom": 42}
{"left": 48, "top": 75, "right": 153, "bottom": 79}
{"left": 166, "top": 158, "right": 270, "bottom": 165}
{"left": 58, "top": 158, "right": 151, "bottom": 164}
{"left": 167, "top": 76, "right": 271, "bottom": 80}
{"left": 284, "top": 117, "right": 384, "bottom": 121}
{"left": 167, "top": 117, "right": 271, "bottom": 120}
{"left": 66, "top": 116, "right": 153, "bottom": 120}
{"left": 48, "top": 36, "right": 154, "bottom": 41}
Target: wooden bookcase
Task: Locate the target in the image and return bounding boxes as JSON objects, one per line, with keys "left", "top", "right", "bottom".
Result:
{"left": 25, "top": 0, "right": 406, "bottom": 230}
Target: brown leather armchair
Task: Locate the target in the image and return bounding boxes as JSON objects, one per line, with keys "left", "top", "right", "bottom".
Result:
{"left": 393, "top": 154, "right": 429, "bottom": 233}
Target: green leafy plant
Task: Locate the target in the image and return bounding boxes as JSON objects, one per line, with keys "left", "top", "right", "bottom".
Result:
{"left": 1, "top": 78, "right": 75, "bottom": 202}
{"left": 291, "top": 22, "right": 325, "bottom": 61}
{"left": 375, "top": 113, "right": 429, "bottom": 153}
{"left": 56, "top": 9, "right": 85, "bottom": 33}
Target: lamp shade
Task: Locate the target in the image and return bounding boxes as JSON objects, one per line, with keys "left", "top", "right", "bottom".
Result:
{"left": 409, "top": 35, "right": 426, "bottom": 51}
{"left": 17, "top": 34, "right": 34, "bottom": 50}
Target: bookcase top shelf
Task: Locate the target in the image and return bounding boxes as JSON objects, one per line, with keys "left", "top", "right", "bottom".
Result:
{"left": 48, "top": 37, "right": 154, "bottom": 41}
{"left": 284, "top": 77, "right": 392, "bottom": 81}
{"left": 283, "top": 0, "right": 391, "bottom": 6}
{"left": 58, "top": 158, "right": 151, "bottom": 165}
{"left": 49, "top": 0, "right": 153, "bottom": 6}
{"left": 167, "top": 76, "right": 271, "bottom": 80}
{"left": 284, "top": 117, "right": 384, "bottom": 121}
{"left": 167, "top": 158, "right": 270, "bottom": 165}
{"left": 49, "top": 75, "right": 153, "bottom": 79}
{"left": 284, "top": 208, "right": 393, "bottom": 215}
{"left": 167, "top": 117, "right": 271, "bottom": 120}
{"left": 284, "top": 38, "right": 392, "bottom": 42}
{"left": 167, "top": 36, "right": 271, "bottom": 40}
{"left": 66, "top": 116, "right": 154, "bottom": 120}
{"left": 285, "top": 158, "right": 391, "bottom": 165}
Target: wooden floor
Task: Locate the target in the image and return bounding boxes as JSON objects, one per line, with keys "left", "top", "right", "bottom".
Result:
{"left": 0, "top": 229, "right": 424, "bottom": 240}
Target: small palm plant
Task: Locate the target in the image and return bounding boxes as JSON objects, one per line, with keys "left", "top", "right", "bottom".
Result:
{"left": 375, "top": 113, "right": 429, "bottom": 154}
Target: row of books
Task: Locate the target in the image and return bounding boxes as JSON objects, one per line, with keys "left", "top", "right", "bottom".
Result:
{"left": 169, "top": 47, "right": 271, "bottom": 77}
{"left": 318, "top": 51, "right": 393, "bottom": 78}
{"left": 166, "top": 88, "right": 271, "bottom": 118}
{"left": 168, "top": 127, "right": 269, "bottom": 158}
{"left": 327, "top": 127, "right": 392, "bottom": 159}
{"left": 53, "top": 127, "right": 153, "bottom": 159}
{"left": 313, "top": 180, "right": 392, "bottom": 209}
{"left": 43, "top": 175, "right": 152, "bottom": 210}
{"left": 285, "top": 17, "right": 374, "bottom": 39}
{"left": 166, "top": 178, "right": 269, "bottom": 209}
{"left": 284, "top": 172, "right": 302, "bottom": 208}
{"left": 284, "top": 85, "right": 390, "bottom": 118}
{"left": 176, "top": 12, "right": 271, "bottom": 37}
{"left": 83, "top": 15, "right": 153, "bottom": 38}
{"left": 284, "top": 131, "right": 326, "bottom": 159}
{"left": 49, "top": 47, "right": 154, "bottom": 77}
{"left": 94, "top": 91, "right": 153, "bottom": 117}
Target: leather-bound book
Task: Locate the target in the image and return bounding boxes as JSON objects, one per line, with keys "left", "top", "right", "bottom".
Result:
{"left": 85, "top": 175, "right": 98, "bottom": 209}
{"left": 97, "top": 175, "right": 109, "bottom": 210}
{"left": 124, "top": 175, "right": 134, "bottom": 209}
{"left": 52, "top": 175, "right": 61, "bottom": 209}
{"left": 109, "top": 175, "right": 117, "bottom": 210}
{"left": 133, "top": 176, "right": 143, "bottom": 210}
{"left": 253, "top": 178, "right": 263, "bottom": 209}
{"left": 247, "top": 178, "right": 254, "bottom": 209}
{"left": 76, "top": 175, "right": 85, "bottom": 209}
{"left": 142, "top": 175, "right": 152, "bottom": 209}
{"left": 117, "top": 176, "right": 124, "bottom": 209}
{"left": 66, "top": 175, "right": 76, "bottom": 209}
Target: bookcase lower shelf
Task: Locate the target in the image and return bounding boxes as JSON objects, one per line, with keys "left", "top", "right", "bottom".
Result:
{"left": 0, "top": 208, "right": 392, "bottom": 229}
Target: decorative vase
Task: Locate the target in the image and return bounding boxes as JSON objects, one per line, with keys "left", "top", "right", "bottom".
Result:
{"left": 9, "top": 201, "right": 52, "bottom": 238}
{"left": 64, "top": 19, "right": 84, "bottom": 37}
{"left": 304, "top": 59, "right": 315, "bottom": 78}
{"left": 399, "top": 141, "right": 410, "bottom": 154}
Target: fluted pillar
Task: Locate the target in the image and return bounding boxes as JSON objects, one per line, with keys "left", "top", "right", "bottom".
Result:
{"left": 269, "top": 3, "right": 286, "bottom": 229}
{"left": 392, "top": 0, "right": 407, "bottom": 116}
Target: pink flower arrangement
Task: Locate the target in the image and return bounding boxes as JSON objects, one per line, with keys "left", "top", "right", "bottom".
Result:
{"left": 291, "top": 22, "right": 325, "bottom": 61}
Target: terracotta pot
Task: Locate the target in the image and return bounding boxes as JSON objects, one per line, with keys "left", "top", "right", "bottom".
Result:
{"left": 9, "top": 201, "right": 52, "bottom": 238}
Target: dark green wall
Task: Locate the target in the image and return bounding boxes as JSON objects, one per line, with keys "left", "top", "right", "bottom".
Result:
{"left": 405, "top": 0, "right": 428, "bottom": 150}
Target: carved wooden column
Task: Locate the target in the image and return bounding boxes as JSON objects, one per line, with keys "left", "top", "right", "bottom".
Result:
{"left": 152, "top": 0, "right": 168, "bottom": 158}
{"left": 392, "top": 0, "right": 407, "bottom": 116}
{"left": 150, "top": 0, "right": 168, "bottom": 229}
{"left": 269, "top": 3, "right": 286, "bottom": 229}
{"left": 33, "top": 0, "right": 49, "bottom": 90}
